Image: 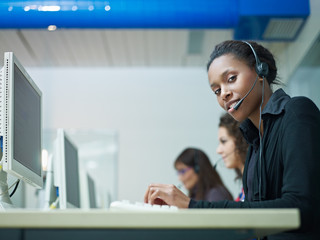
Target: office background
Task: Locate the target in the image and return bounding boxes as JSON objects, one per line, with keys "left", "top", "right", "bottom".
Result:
{"left": 1, "top": 0, "right": 319, "bottom": 207}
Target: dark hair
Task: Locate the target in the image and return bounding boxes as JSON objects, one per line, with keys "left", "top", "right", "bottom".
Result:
{"left": 207, "top": 40, "right": 280, "bottom": 86}
{"left": 219, "top": 113, "right": 248, "bottom": 179}
{"left": 174, "top": 147, "right": 233, "bottom": 200}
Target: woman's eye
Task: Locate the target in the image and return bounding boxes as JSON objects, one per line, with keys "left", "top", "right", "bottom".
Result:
{"left": 228, "top": 75, "right": 237, "bottom": 82}
{"left": 213, "top": 88, "right": 221, "bottom": 95}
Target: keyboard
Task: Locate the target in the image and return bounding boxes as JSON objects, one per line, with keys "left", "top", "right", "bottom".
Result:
{"left": 110, "top": 200, "right": 179, "bottom": 211}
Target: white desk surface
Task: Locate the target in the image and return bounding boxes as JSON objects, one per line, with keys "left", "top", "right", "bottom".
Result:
{"left": 0, "top": 208, "right": 300, "bottom": 238}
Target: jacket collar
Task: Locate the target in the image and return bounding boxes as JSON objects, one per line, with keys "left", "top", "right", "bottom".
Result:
{"left": 239, "top": 88, "right": 290, "bottom": 146}
{"left": 261, "top": 88, "right": 291, "bottom": 116}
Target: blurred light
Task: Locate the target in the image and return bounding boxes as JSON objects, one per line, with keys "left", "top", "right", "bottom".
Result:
{"left": 88, "top": 5, "right": 94, "bottom": 11}
{"left": 8, "top": 6, "right": 13, "bottom": 11}
{"left": 29, "top": 5, "right": 38, "bottom": 10}
{"left": 72, "top": 5, "right": 78, "bottom": 11}
{"left": 105, "top": 5, "right": 111, "bottom": 11}
{"left": 47, "top": 25, "right": 57, "bottom": 31}
{"left": 42, "top": 149, "right": 49, "bottom": 171}
{"left": 24, "top": 6, "right": 30, "bottom": 11}
{"left": 38, "top": 5, "right": 61, "bottom": 12}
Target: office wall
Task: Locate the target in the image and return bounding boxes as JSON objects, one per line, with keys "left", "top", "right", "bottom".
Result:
{"left": 22, "top": 59, "right": 320, "bottom": 207}
{"left": 286, "top": 67, "right": 320, "bottom": 108}
{"left": 27, "top": 67, "right": 240, "bottom": 203}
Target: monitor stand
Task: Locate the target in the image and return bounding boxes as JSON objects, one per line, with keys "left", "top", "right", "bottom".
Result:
{"left": 0, "top": 168, "right": 15, "bottom": 210}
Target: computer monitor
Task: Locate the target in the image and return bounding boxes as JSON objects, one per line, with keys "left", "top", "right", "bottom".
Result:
{"left": 87, "top": 173, "right": 97, "bottom": 208}
{"left": 53, "top": 129, "right": 80, "bottom": 209}
{"left": 0, "top": 52, "right": 43, "bottom": 209}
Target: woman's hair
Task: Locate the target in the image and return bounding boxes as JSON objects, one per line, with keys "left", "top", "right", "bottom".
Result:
{"left": 174, "top": 147, "right": 233, "bottom": 200}
{"left": 219, "top": 113, "right": 248, "bottom": 179}
{"left": 207, "top": 40, "right": 280, "bottom": 86}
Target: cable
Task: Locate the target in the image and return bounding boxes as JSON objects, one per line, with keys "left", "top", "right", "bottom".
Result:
{"left": 9, "top": 179, "right": 20, "bottom": 197}
{"left": 258, "top": 77, "right": 265, "bottom": 201}
{"left": 49, "top": 197, "right": 60, "bottom": 209}
{"left": 0, "top": 179, "right": 20, "bottom": 197}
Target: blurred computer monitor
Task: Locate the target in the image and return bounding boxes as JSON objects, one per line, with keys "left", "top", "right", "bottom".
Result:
{"left": 53, "top": 129, "right": 80, "bottom": 209}
{"left": 87, "top": 173, "right": 97, "bottom": 208}
{"left": 0, "top": 52, "right": 43, "bottom": 209}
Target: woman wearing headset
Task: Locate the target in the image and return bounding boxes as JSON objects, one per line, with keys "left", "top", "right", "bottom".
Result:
{"left": 217, "top": 113, "right": 248, "bottom": 202}
{"left": 174, "top": 147, "right": 233, "bottom": 201}
{"left": 144, "top": 40, "right": 320, "bottom": 239}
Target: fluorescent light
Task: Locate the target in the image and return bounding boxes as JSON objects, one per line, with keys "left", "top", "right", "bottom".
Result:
{"left": 38, "top": 5, "right": 61, "bottom": 12}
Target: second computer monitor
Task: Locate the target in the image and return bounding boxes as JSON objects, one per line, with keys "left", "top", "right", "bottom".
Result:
{"left": 87, "top": 173, "right": 97, "bottom": 208}
{"left": 54, "top": 129, "right": 80, "bottom": 209}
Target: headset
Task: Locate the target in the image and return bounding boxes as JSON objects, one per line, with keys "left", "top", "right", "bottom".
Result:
{"left": 242, "top": 41, "right": 269, "bottom": 78}
{"left": 193, "top": 149, "right": 200, "bottom": 173}
{"left": 233, "top": 41, "right": 269, "bottom": 111}
{"left": 242, "top": 40, "right": 268, "bottom": 202}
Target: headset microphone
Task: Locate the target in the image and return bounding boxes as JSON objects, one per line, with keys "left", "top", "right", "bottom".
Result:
{"left": 213, "top": 157, "right": 223, "bottom": 169}
{"left": 233, "top": 41, "right": 269, "bottom": 111}
{"left": 233, "top": 76, "right": 258, "bottom": 110}
{"left": 213, "top": 149, "right": 237, "bottom": 169}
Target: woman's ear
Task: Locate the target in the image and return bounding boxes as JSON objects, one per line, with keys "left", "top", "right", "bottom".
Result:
{"left": 258, "top": 76, "right": 266, "bottom": 83}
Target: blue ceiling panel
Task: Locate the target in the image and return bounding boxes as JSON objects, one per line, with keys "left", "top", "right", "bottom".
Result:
{"left": 0, "top": 0, "right": 310, "bottom": 41}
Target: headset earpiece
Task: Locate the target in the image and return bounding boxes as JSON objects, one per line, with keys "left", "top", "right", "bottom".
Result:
{"left": 243, "top": 41, "right": 269, "bottom": 78}
{"left": 256, "top": 62, "right": 269, "bottom": 78}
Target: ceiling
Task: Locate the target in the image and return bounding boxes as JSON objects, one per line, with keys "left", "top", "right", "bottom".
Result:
{"left": 0, "top": 29, "right": 289, "bottom": 68}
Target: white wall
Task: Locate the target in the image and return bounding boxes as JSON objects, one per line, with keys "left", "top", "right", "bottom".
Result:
{"left": 285, "top": 66, "right": 320, "bottom": 108}
{"left": 27, "top": 67, "right": 239, "bottom": 203}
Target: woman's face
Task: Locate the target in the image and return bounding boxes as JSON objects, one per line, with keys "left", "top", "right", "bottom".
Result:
{"left": 208, "top": 54, "right": 262, "bottom": 122}
{"left": 175, "top": 162, "right": 198, "bottom": 191}
{"left": 216, "top": 126, "right": 242, "bottom": 169}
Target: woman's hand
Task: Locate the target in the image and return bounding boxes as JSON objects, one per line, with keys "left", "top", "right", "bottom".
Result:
{"left": 144, "top": 183, "right": 190, "bottom": 208}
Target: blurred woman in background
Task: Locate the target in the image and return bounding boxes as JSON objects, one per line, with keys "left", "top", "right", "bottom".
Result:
{"left": 174, "top": 147, "right": 233, "bottom": 201}
{"left": 217, "top": 113, "right": 248, "bottom": 201}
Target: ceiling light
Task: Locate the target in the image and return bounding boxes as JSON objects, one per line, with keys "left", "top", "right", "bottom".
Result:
{"left": 48, "top": 25, "right": 57, "bottom": 31}
{"left": 38, "top": 5, "right": 61, "bottom": 12}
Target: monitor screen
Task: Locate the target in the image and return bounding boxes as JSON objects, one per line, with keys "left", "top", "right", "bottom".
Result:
{"left": 1, "top": 52, "right": 43, "bottom": 189}
{"left": 13, "top": 64, "right": 42, "bottom": 176}
{"left": 53, "top": 129, "right": 80, "bottom": 209}
{"left": 87, "top": 174, "right": 97, "bottom": 208}
{"left": 64, "top": 134, "right": 80, "bottom": 208}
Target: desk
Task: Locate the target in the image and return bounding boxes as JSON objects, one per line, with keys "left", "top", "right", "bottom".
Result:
{"left": 0, "top": 208, "right": 300, "bottom": 240}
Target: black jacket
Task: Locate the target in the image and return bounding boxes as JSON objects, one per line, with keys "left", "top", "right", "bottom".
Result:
{"left": 189, "top": 89, "right": 320, "bottom": 239}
